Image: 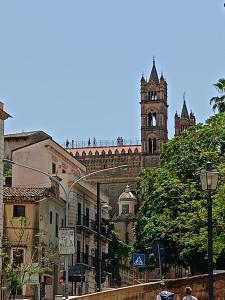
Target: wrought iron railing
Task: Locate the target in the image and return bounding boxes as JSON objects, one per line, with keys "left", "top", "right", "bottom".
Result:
{"left": 63, "top": 138, "right": 141, "bottom": 149}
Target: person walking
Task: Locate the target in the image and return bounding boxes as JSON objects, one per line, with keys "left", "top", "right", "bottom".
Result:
{"left": 182, "top": 286, "right": 197, "bottom": 300}
{"left": 156, "top": 282, "right": 174, "bottom": 300}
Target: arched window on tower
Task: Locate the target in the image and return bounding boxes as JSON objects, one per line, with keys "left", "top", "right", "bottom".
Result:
{"left": 148, "top": 138, "right": 152, "bottom": 154}
{"left": 148, "top": 138, "right": 157, "bottom": 154}
{"left": 152, "top": 113, "right": 157, "bottom": 126}
{"left": 148, "top": 91, "right": 157, "bottom": 100}
{"left": 148, "top": 113, "right": 157, "bottom": 126}
{"left": 148, "top": 113, "right": 152, "bottom": 126}
{"left": 153, "top": 138, "right": 157, "bottom": 153}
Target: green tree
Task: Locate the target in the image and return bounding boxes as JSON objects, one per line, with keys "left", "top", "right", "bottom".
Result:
{"left": 210, "top": 78, "right": 225, "bottom": 113}
{"left": 108, "top": 225, "right": 131, "bottom": 287}
{"left": 134, "top": 113, "right": 225, "bottom": 275}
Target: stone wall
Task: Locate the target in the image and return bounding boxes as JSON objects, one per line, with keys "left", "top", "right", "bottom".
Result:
{"left": 69, "top": 273, "right": 225, "bottom": 300}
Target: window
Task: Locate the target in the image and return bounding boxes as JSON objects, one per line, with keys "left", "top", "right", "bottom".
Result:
{"left": 148, "top": 138, "right": 157, "bottom": 154}
{"left": 148, "top": 91, "right": 157, "bottom": 100}
{"left": 55, "top": 213, "right": 58, "bottom": 238}
{"left": 62, "top": 169, "right": 66, "bottom": 174}
{"left": 61, "top": 218, "right": 64, "bottom": 227}
{"left": 78, "top": 203, "right": 81, "bottom": 225}
{"left": 86, "top": 208, "right": 89, "bottom": 227}
{"left": 122, "top": 204, "right": 129, "bottom": 215}
{"left": 77, "top": 240, "right": 81, "bottom": 263}
{"left": 52, "top": 163, "right": 56, "bottom": 174}
{"left": 12, "top": 248, "right": 24, "bottom": 295}
{"left": 85, "top": 244, "right": 89, "bottom": 264}
{"left": 49, "top": 211, "right": 52, "bottom": 224}
{"left": 13, "top": 205, "right": 25, "bottom": 218}
{"left": 12, "top": 248, "right": 24, "bottom": 267}
{"left": 148, "top": 112, "right": 157, "bottom": 127}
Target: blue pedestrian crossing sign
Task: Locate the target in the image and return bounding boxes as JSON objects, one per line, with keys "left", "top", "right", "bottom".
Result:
{"left": 133, "top": 253, "right": 145, "bottom": 268}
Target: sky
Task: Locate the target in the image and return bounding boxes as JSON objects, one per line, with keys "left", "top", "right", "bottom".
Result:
{"left": 0, "top": 1, "right": 225, "bottom": 147}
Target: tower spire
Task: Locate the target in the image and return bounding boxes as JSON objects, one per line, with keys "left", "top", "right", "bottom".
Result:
{"left": 149, "top": 57, "right": 159, "bottom": 83}
{"left": 181, "top": 92, "right": 189, "bottom": 118}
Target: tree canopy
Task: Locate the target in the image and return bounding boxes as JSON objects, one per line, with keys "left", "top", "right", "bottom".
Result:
{"left": 210, "top": 78, "right": 225, "bottom": 113}
{"left": 134, "top": 113, "right": 225, "bottom": 274}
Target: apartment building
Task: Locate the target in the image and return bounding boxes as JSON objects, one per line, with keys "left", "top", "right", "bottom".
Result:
{"left": 3, "top": 186, "right": 64, "bottom": 300}
{"left": 4, "top": 131, "right": 111, "bottom": 297}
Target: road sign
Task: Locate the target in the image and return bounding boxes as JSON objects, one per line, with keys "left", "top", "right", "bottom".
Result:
{"left": 133, "top": 253, "right": 145, "bottom": 268}
{"left": 68, "top": 265, "right": 85, "bottom": 282}
{"left": 59, "top": 228, "right": 75, "bottom": 255}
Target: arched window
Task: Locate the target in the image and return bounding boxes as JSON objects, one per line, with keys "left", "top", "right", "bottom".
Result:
{"left": 121, "top": 149, "right": 125, "bottom": 154}
{"left": 95, "top": 151, "right": 99, "bottom": 156}
{"left": 148, "top": 138, "right": 152, "bottom": 154}
{"left": 148, "top": 138, "right": 157, "bottom": 154}
{"left": 148, "top": 91, "right": 157, "bottom": 100}
{"left": 102, "top": 150, "right": 106, "bottom": 155}
{"left": 134, "top": 148, "right": 139, "bottom": 153}
{"left": 82, "top": 151, "right": 86, "bottom": 156}
{"left": 75, "top": 152, "right": 79, "bottom": 157}
{"left": 115, "top": 149, "right": 119, "bottom": 155}
{"left": 152, "top": 112, "right": 157, "bottom": 126}
{"left": 148, "top": 112, "right": 157, "bottom": 126}
{"left": 88, "top": 150, "right": 92, "bottom": 156}
{"left": 108, "top": 149, "right": 112, "bottom": 155}
{"left": 148, "top": 113, "right": 152, "bottom": 126}
{"left": 153, "top": 138, "right": 157, "bottom": 153}
{"left": 128, "top": 148, "right": 132, "bottom": 154}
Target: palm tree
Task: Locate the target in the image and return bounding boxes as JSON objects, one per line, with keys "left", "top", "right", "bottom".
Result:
{"left": 210, "top": 78, "right": 225, "bottom": 113}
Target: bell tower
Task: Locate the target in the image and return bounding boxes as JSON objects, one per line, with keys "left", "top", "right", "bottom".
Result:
{"left": 140, "top": 59, "right": 168, "bottom": 168}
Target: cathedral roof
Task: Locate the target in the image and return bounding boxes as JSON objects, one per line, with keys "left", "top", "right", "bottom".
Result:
{"left": 149, "top": 58, "right": 159, "bottom": 84}
{"left": 181, "top": 100, "right": 189, "bottom": 118}
{"left": 118, "top": 185, "right": 137, "bottom": 202}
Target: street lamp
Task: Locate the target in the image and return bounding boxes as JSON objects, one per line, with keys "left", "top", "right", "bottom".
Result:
{"left": 200, "top": 162, "right": 219, "bottom": 300}
{"left": 3, "top": 159, "right": 128, "bottom": 297}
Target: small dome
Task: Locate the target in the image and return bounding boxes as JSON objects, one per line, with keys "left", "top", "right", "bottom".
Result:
{"left": 119, "top": 185, "right": 137, "bottom": 201}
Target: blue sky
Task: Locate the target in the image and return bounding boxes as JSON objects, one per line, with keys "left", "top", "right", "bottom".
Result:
{"left": 1, "top": 1, "right": 225, "bottom": 146}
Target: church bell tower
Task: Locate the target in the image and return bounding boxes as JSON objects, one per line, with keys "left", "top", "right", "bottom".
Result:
{"left": 140, "top": 59, "right": 168, "bottom": 168}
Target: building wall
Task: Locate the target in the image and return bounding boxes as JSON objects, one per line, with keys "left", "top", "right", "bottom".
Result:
{"left": 68, "top": 180, "right": 110, "bottom": 295}
{"left": 11, "top": 139, "right": 86, "bottom": 200}
{"left": 4, "top": 201, "right": 39, "bottom": 298}
{"left": 7, "top": 137, "right": 111, "bottom": 295}
{"left": 4, "top": 131, "right": 50, "bottom": 159}
{"left": 0, "top": 102, "right": 10, "bottom": 300}
{"left": 3, "top": 195, "right": 65, "bottom": 300}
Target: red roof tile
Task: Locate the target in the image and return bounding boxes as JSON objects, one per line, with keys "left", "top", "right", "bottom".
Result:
{"left": 4, "top": 187, "right": 48, "bottom": 202}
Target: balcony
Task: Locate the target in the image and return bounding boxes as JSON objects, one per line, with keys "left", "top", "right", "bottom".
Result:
{"left": 76, "top": 215, "right": 111, "bottom": 240}
{"left": 76, "top": 214, "right": 96, "bottom": 233}
{"left": 76, "top": 252, "right": 96, "bottom": 269}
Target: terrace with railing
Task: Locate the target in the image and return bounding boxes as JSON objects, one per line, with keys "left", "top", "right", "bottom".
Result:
{"left": 63, "top": 137, "right": 141, "bottom": 149}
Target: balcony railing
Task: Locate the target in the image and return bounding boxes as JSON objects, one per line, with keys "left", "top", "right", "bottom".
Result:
{"left": 76, "top": 214, "right": 96, "bottom": 231}
{"left": 76, "top": 252, "right": 96, "bottom": 268}
{"left": 76, "top": 215, "right": 111, "bottom": 237}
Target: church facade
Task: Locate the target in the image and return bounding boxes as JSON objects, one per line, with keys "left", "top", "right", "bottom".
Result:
{"left": 66, "top": 60, "right": 196, "bottom": 213}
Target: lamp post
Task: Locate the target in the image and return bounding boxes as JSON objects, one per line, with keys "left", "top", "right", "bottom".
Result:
{"left": 200, "top": 162, "right": 219, "bottom": 300}
{"left": 3, "top": 159, "right": 128, "bottom": 297}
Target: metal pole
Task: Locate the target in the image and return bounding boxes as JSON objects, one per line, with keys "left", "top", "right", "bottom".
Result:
{"left": 96, "top": 182, "right": 101, "bottom": 292}
{"left": 207, "top": 190, "right": 213, "bottom": 300}
{"left": 157, "top": 240, "right": 162, "bottom": 279}
{"left": 64, "top": 193, "right": 69, "bottom": 299}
